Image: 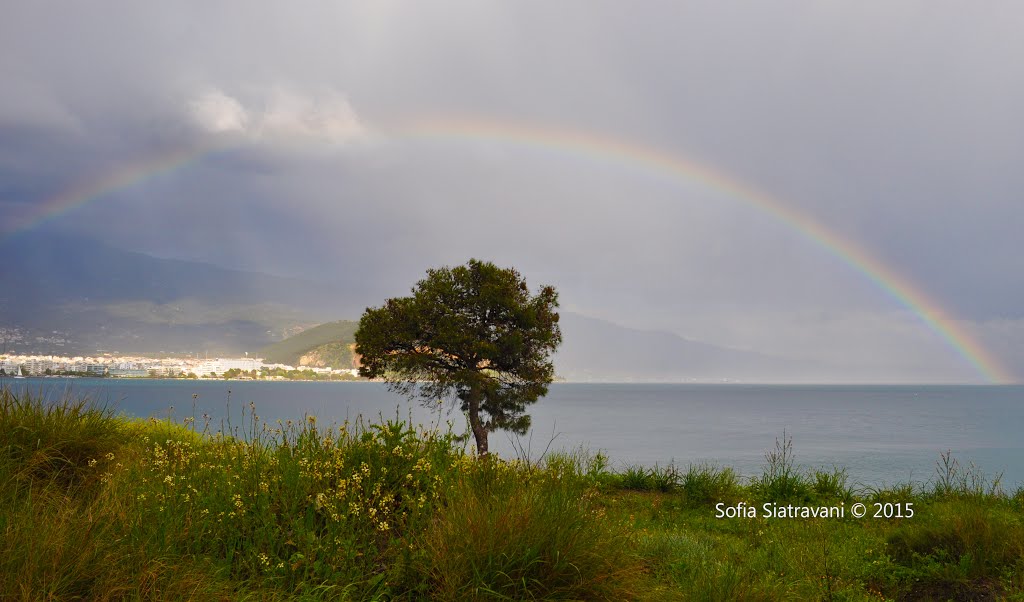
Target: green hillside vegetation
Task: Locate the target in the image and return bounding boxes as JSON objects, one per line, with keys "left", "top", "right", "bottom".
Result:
{"left": 4, "top": 388, "right": 1024, "bottom": 600}
{"left": 297, "top": 340, "right": 355, "bottom": 370}
{"left": 259, "top": 320, "right": 359, "bottom": 367}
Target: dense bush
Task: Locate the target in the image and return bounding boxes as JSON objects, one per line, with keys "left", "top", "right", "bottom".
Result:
{"left": 409, "top": 457, "right": 643, "bottom": 600}
{"left": 680, "top": 463, "right": 742, "bottom": 506}
{"left": 0, "top": 388, "right": 124, "bottom": 488}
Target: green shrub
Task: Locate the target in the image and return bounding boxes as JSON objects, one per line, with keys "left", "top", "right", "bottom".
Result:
{"left": 620, "top": 464, "right": 653, "bottom": 491}
{"left": 649, "top": 463, "right": 680, "bottom": 493}
{"left": 118, "top": 414, "right": 464, "bottom": 596}
{"left": 681, "top": 463, "right": 741, "bottom": 506}
{"left": 541, "top": 447, "right": 615, "bottom": 489}
{"left": 410, "top": 459, "right": 643, "bottom": 600}
{"left": 618, "top": 463, "right": 679, "bottom": 493}
{"left": 811, "top": 466, "right": 852, "bottom": 503}
{"left": 886, "top": 501, "right": 1024, "bottom": 580}
{"left": 751, "top": 432, "right": 811, "bottom": 503}
{"left": 865, "top": 481, "right": 918, "bottom": 505}
{"left": 931, "top": 449, "right": 1005, "bottom": 499}
{"left": 6, "top": 388, "right": 1024, "bottom": 600}
{"left": 0, "top": 388, "right": 125, "bottom": 489}
{"left": 0, "top": 451, "right": 240, "bottom": 601}
{"left": 1013, "top": 486, "right": 1024, "bottom": 510}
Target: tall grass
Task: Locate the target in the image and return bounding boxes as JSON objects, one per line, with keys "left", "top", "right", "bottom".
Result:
{"left": 751, "top": 431, "right": 812, "bottom": 502}
{"left": 410, "top": 457, "right": 643, "bottom": 600}
{"left": 619, "top": 463, "right": 681, "bottom": 493}
{"left": 4, "top": 388, "right": 1024, "bottom": 600}
{"left": 680, "top": 463, "right": 742, "bottom": 506}
{"left": 0, "top": 389, "right": 643, "bottom": 600}
{"left": 931, "top": 448, "right": 1005, "bottom": 499}
{"left": 113, "top": 413, "right": 468, "bottom": 596}
{"left": 0, "top": 388, "right": 123, "bottom": 489}
{"left": 0, "top": 389, "right": 240, "bottom": 600}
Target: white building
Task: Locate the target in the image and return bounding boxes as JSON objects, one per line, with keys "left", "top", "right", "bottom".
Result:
{"left": 194, "top": 357, "right": 264, "bottom": 376}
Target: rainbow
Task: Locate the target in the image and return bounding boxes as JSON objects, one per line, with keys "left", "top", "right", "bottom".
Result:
{"left": 5, "top": 117, "right": 1012, "bottom": 383}
{"left": 401, "top": 118, "right": 1014, "bottom": 384}
{"left": 1, "top": 139, "right": 228, "bottom": 237}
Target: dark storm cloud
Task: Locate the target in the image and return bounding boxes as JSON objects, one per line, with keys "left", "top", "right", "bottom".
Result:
{"left": 2, "top": 2, "right": 1023, "bottom": 381}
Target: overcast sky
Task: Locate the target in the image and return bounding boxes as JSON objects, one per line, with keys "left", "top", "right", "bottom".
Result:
{"left": 2, "top": 2, "right": 1022, "bottom": 382}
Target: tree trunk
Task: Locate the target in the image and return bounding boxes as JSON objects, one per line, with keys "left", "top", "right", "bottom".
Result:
{"left": 467, "top": 386, "right": 489, "bottom": 455}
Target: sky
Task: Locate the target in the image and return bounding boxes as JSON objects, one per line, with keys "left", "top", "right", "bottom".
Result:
{"left": 2, "top": 2, "right": 1022, "bottom": 382}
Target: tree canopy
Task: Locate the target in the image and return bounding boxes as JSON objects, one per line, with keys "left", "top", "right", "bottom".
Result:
{"left": 355, "top": 259, "right": 561, "bottom": 455}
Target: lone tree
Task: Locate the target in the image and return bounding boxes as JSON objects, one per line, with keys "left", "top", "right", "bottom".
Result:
{"left": 355, "top": 259, "right": 562, "bottom": 455}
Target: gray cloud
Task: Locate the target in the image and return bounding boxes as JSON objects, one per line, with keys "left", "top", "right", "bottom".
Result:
{"left": 2, "top": 1, "right": 1022, "bottom": 381}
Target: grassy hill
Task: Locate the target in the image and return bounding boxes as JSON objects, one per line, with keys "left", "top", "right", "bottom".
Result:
{"left": 258, "top": 320, "right": 359, "bottom": 367}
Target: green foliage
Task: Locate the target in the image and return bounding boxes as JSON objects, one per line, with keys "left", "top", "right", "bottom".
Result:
{"left": 811, "top": 466, "right": 853, "bottom": 503}
{"left": 751, "top": 431, "right": 812, "bottom": 503}
{"left": 931, "top": 448, "right": 1005, "bottom": 499}
{"left": 303, "top": 340, "right": 357, "bottom": 369}
{"left": 356, "top": 259, "right": 562, "bottom": 455}
{"left": 0, "top": 388, "right": 125, "bottom": 489}
{"left": 620, "top": 464, "right": 654, "bottom": 491}
{"left": 681, "top": 463, "right": 742, "bottom": 506}
{"left": 4, "top": 393, "right": 1024, "bottom": 600}
{"left": 618, "top": 463, "right": 681, "bottom": 493}
{"left": 542, "top": 448, "right": 618, "bottom": 489}
{"left": 885, "top": 501, "right": 1024, "bottom": 600}
{"left": 408, "top": 457, "right": 643, "bottom": 601}
{"left": 259, "top": 366, "right": 357, "bottom": 381}
{"left": 117, "top": 413, "right": 465, "bottom": 596}
{"left": 865, "top": 481, "right": 920, "bottom": 505}
{"left": 0, "top": 389, "right": 239, "bottom": 600}
{"left": 0, "top": 479, "right": 238, "bottom": 601}
{"left": 886, "top": 501, "right": 1024, "bottom": 572}
{"left": 259, "top": 320, "right": 360, "bottom": 367}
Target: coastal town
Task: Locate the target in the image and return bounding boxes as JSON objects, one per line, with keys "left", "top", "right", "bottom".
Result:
{"left": 0, "top": 353, "right": 361, "bottom": 380}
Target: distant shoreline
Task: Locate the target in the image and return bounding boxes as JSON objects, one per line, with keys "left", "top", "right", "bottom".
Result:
{"left": 2, "top": 375, "right": 1015, "bottom": 387}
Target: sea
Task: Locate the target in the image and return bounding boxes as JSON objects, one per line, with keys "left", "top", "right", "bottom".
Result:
{"left": 5, "top": 378, "right": 1023, "bottom": 490}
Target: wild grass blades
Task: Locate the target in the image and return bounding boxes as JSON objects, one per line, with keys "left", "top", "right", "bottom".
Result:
{"left": 680, "top": 463, "right": 742, "bottom": 506}
{"left": 410, "top": 456, "right": 644, "bottom": 601}
{"left": 119, "top": 410, "right": 466, "bottom": 594}
{"left": 932, "top": 448, "right": 1005, "bottom": 499}
{"left": 536, "top": 446, "right": 615, "bottom": 490}
{"left": 0, "top": 388, "right": 242, "bottom": 600}
{"left": 885, "top": 500, "right": 1024, "bottom": 598}
{"left": 618, "top": 462, "right": 680, "bottom": 493}
{"left": 620, "top": 463, "right": 653, "bottom": 491}
{"left": 4, "top": 389, "right": 1024, "bottom": 600}
{"left": 811, "top": 466, "right": 853, "bottom": 503}
{"left": 753, "top": 430, "right": 812, "bottom": 502}
{"left": 0, "top": 387, "right": 123, "bottom": 489}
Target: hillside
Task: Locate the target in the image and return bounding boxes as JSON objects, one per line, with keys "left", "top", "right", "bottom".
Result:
{"left": 0, "top": 231, "right": 821, "bottom": 380}
{"left": 0, "top": 232, "right": 353, "bottom": 356}
{"left": 258, "top": 313, "right": 814, "bottom": 382}
{"left": 258, "top": 320, "right": 359, "bottom": 368}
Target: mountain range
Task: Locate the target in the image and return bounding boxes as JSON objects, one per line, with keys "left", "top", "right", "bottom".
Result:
{"left": 0, "top": 232, "right": 810, "bottom": 380}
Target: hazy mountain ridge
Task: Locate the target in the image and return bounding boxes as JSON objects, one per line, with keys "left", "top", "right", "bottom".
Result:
{"left": 255, "top": 313, "right": 804, "bottom": 382}
{"left": 554, "top": 313, "right": 801, "bottom": 382}
{"left": 0, "top": 231, "right": 343, "bottom": 313}
{"left": 0, "top": 232, "right": 814, "bottom": 380}
{"left": 0, "top": 232, "right": 334, "bottom": 355}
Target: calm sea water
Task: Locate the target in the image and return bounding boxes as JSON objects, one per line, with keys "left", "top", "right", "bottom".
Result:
{"left": 6, "top": 378, "right": 1023, "bottom": 489}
